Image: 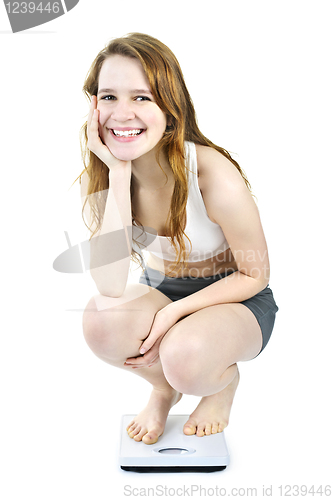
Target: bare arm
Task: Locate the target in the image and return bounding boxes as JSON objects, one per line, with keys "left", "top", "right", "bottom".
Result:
{"left": 81, "top": 96, "right": 132, "bottom": 297}
{"left": 133, "top": 145, "right": 271, "bottom": 361}
{"left": 170, "top": 145, "right": 270, "bottom": 318}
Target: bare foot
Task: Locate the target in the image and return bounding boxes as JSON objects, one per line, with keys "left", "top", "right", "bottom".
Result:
{"left": 183, "top": 366, "right": 240, "bottom": 437}
{"left": 126, "top": 387, "right": 182, "bottom": 445}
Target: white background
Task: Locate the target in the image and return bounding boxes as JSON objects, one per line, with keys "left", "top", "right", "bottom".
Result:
{"left": 1, "top": 1, "right": 332, "bottom": 498}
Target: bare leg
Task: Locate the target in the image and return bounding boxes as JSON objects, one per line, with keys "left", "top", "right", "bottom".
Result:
{"left": 83, "top": 285, "right": 263, "bottom": 442}
{"left": 82, "top": 284, "right": 182, "bottom": 445}
{"left": 159, "top": 303, "right": 263, "bottom": 436}
{"left": 183, "top": 364, "right": 240, "bottom": 436}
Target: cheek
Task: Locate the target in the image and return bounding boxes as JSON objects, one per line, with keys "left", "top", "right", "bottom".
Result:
{"left": 145, "top": 110, "right": 167, "bottom": 132}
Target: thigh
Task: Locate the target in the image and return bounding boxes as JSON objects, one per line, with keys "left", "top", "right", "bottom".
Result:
{"left": 161, "top": 302, "right": 263, "bottom": 371}
{"left": 241, "top": 286, "right": 278, "bottom": 355}
{"left": 83, "top": 283, "right": 173, "bottom": 359}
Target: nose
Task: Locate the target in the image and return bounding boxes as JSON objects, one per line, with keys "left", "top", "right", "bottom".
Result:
{"left": 111, "top": 99, "right": 135, "bottom": 122}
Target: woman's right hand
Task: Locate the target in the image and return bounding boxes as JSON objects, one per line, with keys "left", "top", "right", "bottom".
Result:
{"left": 87, "top": 95, "right": 123, "bottom": 170}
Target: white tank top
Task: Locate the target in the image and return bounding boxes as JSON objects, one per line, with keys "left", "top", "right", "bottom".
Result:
{"left": 132, "top": 142, "right": 230, "bottom": 262}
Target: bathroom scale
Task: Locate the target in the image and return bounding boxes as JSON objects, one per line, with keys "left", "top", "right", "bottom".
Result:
{"left": 119, "top": 414, "right": 230, "bottom": 473}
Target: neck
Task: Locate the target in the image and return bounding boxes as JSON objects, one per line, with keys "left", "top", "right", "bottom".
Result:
{"left": 131, "top": 147, "right": 174, "bottom": 191}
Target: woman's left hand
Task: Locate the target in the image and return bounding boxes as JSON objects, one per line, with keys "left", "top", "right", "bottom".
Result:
{"left": 124, "top": 304, "right": 180, "bottom": 369}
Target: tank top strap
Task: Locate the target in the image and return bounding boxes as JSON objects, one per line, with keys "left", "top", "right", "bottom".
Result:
{"left": 185, "top": 141, "right": 198, "bottom": 177}
{"left": 185, "top": 141, "right": 208, "bottom": 214}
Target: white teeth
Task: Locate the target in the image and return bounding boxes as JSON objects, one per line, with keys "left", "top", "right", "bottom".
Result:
{"left": 113, "top": 129, "right": 142, "bottom": 137}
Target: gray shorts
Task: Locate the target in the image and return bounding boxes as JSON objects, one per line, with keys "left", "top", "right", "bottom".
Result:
{"left": 139, "top": 267, "right": 278, "bottom": 357}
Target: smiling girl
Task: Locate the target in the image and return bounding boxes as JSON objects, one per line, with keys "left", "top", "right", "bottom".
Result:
{"left": 79, "top": 33, "right": 278, "bottom": 445}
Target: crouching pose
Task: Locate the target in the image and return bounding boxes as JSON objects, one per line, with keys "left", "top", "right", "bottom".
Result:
{"left": 79, "top": 33, "right": 278, "bottom": 445}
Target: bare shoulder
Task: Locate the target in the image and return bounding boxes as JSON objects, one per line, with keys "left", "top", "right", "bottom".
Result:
{"left": 195, "top": 144, "right": 248, "bottom": 197}
{"left": 195, "top": 143, "right": 230, "bottom": 167}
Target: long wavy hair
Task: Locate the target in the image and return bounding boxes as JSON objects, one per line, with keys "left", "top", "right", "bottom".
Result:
{"left": 78, "top": 32, "right": 251, "bottom": 269}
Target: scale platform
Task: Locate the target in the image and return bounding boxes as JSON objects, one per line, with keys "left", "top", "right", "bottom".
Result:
{"left": 119, "top": 414, "right": 230, "bottom": 473}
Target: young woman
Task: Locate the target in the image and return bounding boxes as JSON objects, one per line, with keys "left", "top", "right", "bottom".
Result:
{"left": 80, "top": 33, "right": 278, "bottom": 445}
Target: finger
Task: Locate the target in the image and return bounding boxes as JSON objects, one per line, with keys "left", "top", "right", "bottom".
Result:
{"left": 87, "top": 99, "right": 100, "bottom": 144}
{"left": 125, "top": 355, "right": 149, "bottom": 365}
{"left": 140, "top": 333, "right": 167, "bottom": 355}
{"left": 147, "top": 355, "right": 159, "bottom": 367}
{"left": 124, "top": 356, "right": 144, "bottom": 365}
{"left": 87, "top": 95, "right": 97, "bottom": 127}
{"left": 125, "top": 358, "right": 151, "bottom": 368}
{"left": 139, "top": 313, "right": 168, "bottom": 355}
{"left": 125, "top": 357, "right": 159, "bottom": 369}
{"left": 139, "top": 332, "right": 160, "bottom": 355}
{"left": 87, "top": 108, "right": 99, "bottom": 136}
{"left": 87, "top": 110, "right": 101, "bottom": 153}
{"left": 125, "top": 350, "right": 158, "bottom": 366}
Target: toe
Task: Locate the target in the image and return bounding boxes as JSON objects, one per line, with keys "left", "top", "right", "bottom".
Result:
{"left": 128, "top": 424, "right": 140, "bottom": 438}
{"left": 204, "top": 423, "right": 212, "bottom": 436}
{"left": 127, "top": 421, "right": 138, "bottom": 432}
{"left": 196, "top": 423, "right": 205, "bottom": 437}
{"left": 183, "top": 419, "right": 197, "bottom": 436}
{"left": 142, "top": 430, "right": 159, "bottom": 445}
{"left": 218, "top": 421, "right": 227, "bottom": 432}
{"left": 211, "top": 422, "right": 219, "bottom": 434}
{"left": 183, "top": 425, "right": 196, "bottom": 435}
{"left": 126, "top": 421, "right": 135, "bottom": 432}
{"left": 133, "top": 427, "right": 147, "bottom": 442}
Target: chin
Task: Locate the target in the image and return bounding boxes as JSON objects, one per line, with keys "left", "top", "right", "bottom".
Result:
{"left": 111, "top": 152, "right": 139, "bottom": 162}
{"left": 110, "top": 145, "right": 143, "bottom": 162}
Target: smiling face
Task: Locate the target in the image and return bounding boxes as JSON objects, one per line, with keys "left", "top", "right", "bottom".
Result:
{"left": 97, "top": 55, "right": 168, "bottom": 162}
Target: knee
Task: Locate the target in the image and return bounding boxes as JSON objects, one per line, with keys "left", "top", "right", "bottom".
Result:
{"left": 82, "top": 296, "right": 110, "bottom": 351}
{"left": 82, "top": 295, "right": 134, "bottom": 360}
{"left": 159, "top": 326, "right": 205, "bottom": 395}
{"left": 82, "top": 285, "right": 168, "bottom": 361}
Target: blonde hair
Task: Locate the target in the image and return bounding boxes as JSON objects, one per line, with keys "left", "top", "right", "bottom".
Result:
{"left": 78, "top": 33, "right": 251, "bottom": 269}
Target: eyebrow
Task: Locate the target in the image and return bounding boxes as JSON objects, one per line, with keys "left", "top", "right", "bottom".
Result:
{"left": 97, "top": 88, "right": 153, "bottom": 95}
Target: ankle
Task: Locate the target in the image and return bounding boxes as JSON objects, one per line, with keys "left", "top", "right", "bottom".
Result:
{"left": 151, "top": 384, "right": 178, "bottom": 394}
